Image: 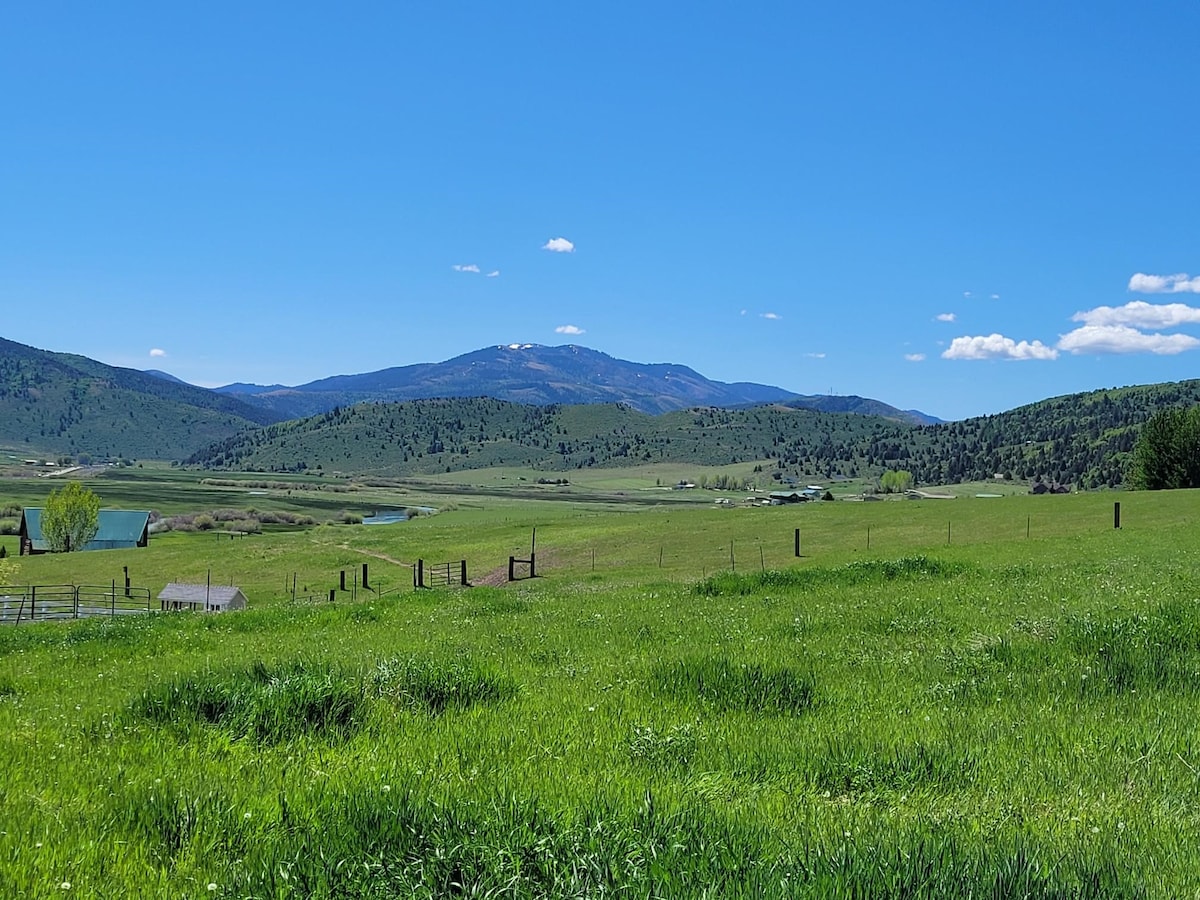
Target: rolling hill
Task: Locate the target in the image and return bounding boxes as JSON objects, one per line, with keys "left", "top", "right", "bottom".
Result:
{"left": 185, "top": 381, "right": 1200, "bottom": 489}
{"left": 0, "top": 337, "right": 286, "bottom": 460}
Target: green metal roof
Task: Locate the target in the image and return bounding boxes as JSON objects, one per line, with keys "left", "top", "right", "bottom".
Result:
{"left": 20, "top": 508, "right": 150, "bottom": 551}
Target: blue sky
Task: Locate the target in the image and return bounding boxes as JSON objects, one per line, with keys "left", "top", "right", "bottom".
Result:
{"left": 3, "top": 2, "right": 1198, "bottom": 421}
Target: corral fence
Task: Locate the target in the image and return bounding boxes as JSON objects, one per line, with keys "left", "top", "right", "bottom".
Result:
{"left": 0, "top": 584, "right": 154, "bottom": 625}
{"left": 415, "top": 559, "right": 468, "bottom": 588}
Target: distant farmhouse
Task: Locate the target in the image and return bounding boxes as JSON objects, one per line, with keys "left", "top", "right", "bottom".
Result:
{"left": 18, "top": 509, "right": 150, "bottom": 556}
{"left": 158, "top": 583, "right": 247, "bottom": 613}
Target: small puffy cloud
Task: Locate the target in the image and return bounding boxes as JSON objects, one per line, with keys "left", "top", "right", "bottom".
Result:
{"left": 486, "top": 270, "right": 500, "bottom": 278}
{"left": 542, "top": 237, "right": 575, "bottom": 253}
{"left": 1071, "top": 300, "right": 1200, "bottom": 329}
{"left": 740, "top": 309, "right": 747, "bottom": 316}
{"left": 555, "top": 324, "right": 585, "bottom": 335}
{"left": 963, "top": 291, "right": 973, "bottom": 298}
{"left": 760, "top": 312, "right": 782, "bottom": 320}
{"left": 1057, "top": 324, "right": 1200, "bottom": 356}
{"left": 942, "top": 333, "right": 1059, "bottom": 361}
{"left": 149, "top": 348, "right": 166, "bottom": 358}
{"left": 990, "top": 294, "right": 1001, "bottom": 300}
{"left": 804, "top": 352, "right": 826, "bottom": 359}
{"left": 452, "top": 264, "right": 481, "bottom": 273}
{"left": 904, "top": 353, "right": 926, "bottom": 362}
{"left": 935, "top": 312, "right": 956, "bottom": 322}
{"left": 1129, "top": 272, "right": 1200, "bottom": 294}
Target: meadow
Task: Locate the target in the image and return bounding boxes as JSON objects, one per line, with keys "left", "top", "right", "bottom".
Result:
{"left": 0, "top": 468, "right": 1198, "bottom": 897}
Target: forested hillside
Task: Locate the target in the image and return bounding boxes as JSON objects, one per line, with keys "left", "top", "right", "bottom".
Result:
{"left": 0, "top": 337, "right": 283, "bottom": 459}
{"left": 185, "top": 380, "right": 1200, "bottom": 487}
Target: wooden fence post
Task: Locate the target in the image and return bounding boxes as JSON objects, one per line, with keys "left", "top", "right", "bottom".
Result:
{"left": 508, "top": 556, "right": 515, "bottom": 582}
{"left": 460, "top": 560, "right": 467, "bottom": 585}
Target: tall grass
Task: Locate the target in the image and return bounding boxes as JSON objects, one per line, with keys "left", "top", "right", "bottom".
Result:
{"left": 1, "top": 491, "right": 1199, "bottom": 895}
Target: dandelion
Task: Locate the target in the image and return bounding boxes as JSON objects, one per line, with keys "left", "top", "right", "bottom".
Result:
{"left": 208, "top": 884, "right": 218, "bottom": 892}
{"left": 60, "top": 882, "right": 71, "bottom": 890}
{"left": 381, "top": 785, "right": 391, "bottom": 793}
{"left": 244, "top": 812, "right": 252, "bottom": 819}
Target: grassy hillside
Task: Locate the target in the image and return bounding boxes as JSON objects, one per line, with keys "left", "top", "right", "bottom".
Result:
{"left": 0, "top": 490, "right": 1197, "bottom": 895}
{"left": 0, "top": 338, "right": 283, "bottom": 459}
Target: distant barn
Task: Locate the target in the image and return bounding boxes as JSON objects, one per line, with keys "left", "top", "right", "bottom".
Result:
{"left": 19, "top": 509, "right": 150, "bottom": 556}
{"left": 158, "top": 583, "right": 247, "bottom": 613}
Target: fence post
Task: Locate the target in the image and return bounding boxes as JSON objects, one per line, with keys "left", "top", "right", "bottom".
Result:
{"left": 509, "top": 556, "right": 515, "bottom": 582}
{"left": 1114, "top": 502, "right": 1121, "bottom": 529}
{"left": 460, "top": 560, "right": 467, "bottom": 585}
{"left": 340, "top": 570, "right": 346, "bottom": 591}
{"left": 329, "top": 589, "right": 336, "bottom": 602}
{"left": 794, "top": 528, "right": 801, "bottom": 557}
{"left": 362, "top": 563, "right": 369, "bottom": 590}
{"left": 417, "top": 559, "right": 424, "bottom": 589}
{"left": 530, "top": 552, "right": 536, "bottom": 578}
{"left": 111, "top": 579, "right": 116, "bottom": 617}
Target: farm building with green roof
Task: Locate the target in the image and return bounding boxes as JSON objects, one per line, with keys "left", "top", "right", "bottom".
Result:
{"left": 18, "top": 508, "right": 151, "bottom": 556}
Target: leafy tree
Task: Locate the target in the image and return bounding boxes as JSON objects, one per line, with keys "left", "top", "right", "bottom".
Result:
{"left": 1129, "top": 407, "right": 1200, "bottom": 490}
{"left": 879, "top": 469, "right": 913, "bottom": 494}
{"left": 42, "top": 482, "right": 101, "bottom": 552}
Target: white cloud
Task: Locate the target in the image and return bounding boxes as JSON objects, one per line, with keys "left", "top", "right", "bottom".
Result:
{"left": 804, "top": 352, "right": 826, "bottom": 359}
{"left": 555, "top": 324, "right": 585, "bottom": 335}
{"left": 942, "top": 333, "right": 1059, "bottom": 361}
{"left": 963, "top": 291, "right": 973, "bottom": 298}
{"left": 1071, "top": 300, "right": 1200, "bottom": 329}
{"left": 904, "top": 353, "right": 926, "bottom": 362}
{"left": 760, "top": 312, "right": 782, "bottom": 320}
{"left": 452, "top": 264, "right": 481, "bottom": 273}
{"left": 486, "top": 270, "right": 500, "bottom": 278}
{"left": 935, "top": 312, "right": 956, "bottom": 322}
{"left": 990, "top": 294, "right": 1000, "bottom": 300}
{"left": 149, "top": 348, "right": 166, "bottom": 358}
{"left": 740, "top": 309, "right": 747, "bottom": 316}
{"left": 1129, "top": 272, "right": 1200, "bottom": 294}
{"left": 542, "top": 237, "right": 575, "bottom": 253}
{"left": 1057, "top": 324, "right": 1200, "bottom": 356}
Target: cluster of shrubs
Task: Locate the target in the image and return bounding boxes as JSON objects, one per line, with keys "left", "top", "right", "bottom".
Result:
{"left": 149, "top": 507, "right": 319, "bottom": 534}
{"left": 0, "top": 505, "right": 19, "bottom": 536}
{"left": 199, "top": 478, "right": 357, "bottom": 493}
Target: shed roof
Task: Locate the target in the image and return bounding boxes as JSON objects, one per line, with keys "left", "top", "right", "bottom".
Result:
{"left": 20, "top": 508, "right": 150, "bottom": 552}
{"left": 158, "top": 583, "right": 245, "bottom": 604}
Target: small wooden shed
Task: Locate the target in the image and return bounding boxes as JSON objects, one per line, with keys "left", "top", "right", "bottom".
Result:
{"left": 158, "top": 583, "right": 247, "bottom": 613}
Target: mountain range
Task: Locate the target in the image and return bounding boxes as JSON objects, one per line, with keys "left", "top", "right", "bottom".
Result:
{"left": 207, "top": 343, "right": 939, "bottom": 424}
{"left": 5, "top": 333, "right": 1194, "bottom": 490}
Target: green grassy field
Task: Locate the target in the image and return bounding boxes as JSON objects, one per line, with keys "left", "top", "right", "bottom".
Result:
{"left": 0, "top": 472, "right": 1196, "bottom": 897}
